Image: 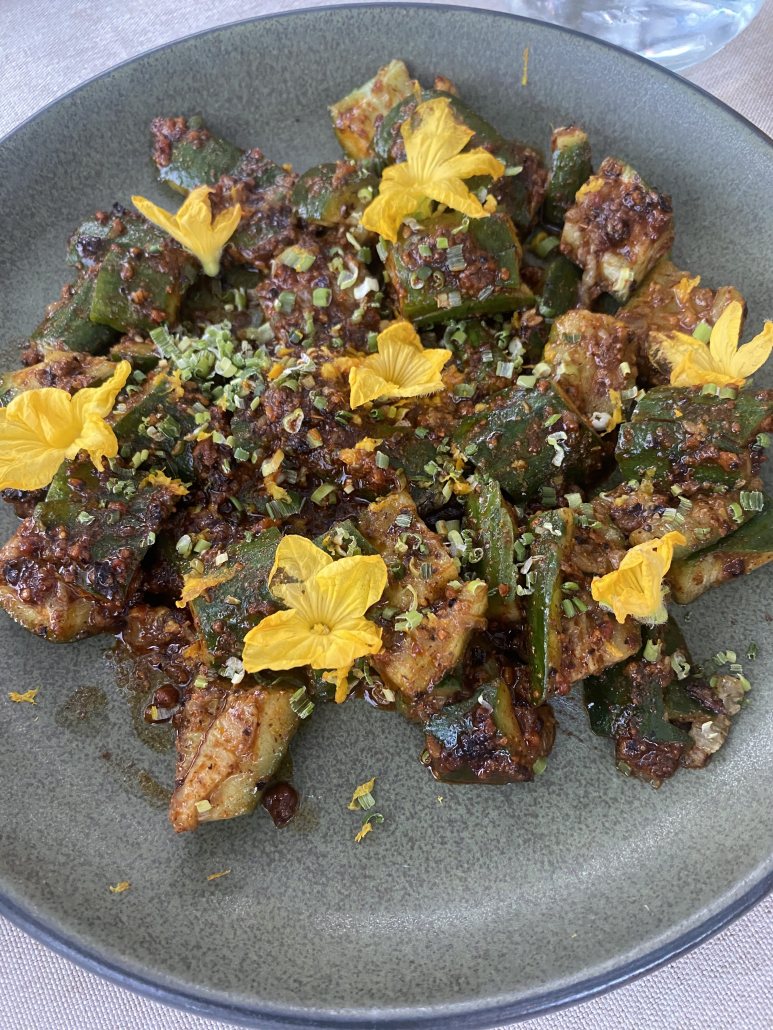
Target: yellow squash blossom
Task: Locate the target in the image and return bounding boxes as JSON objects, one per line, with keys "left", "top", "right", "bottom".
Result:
{"left": 0, "top": 361, "right": 131, "bottom": 492}
{"left": 652, "top": 301, "right": 773, "bottom": 387}
{"left": 242, "top": 536, "right": 387, "bottom": 693}
{"left": 132, "top": 185, "right": 241, "bottom": 277}
{"left": 591, "top": 531, "right": 686, "bottom": 624}
{"left": 360, "top": 97, "right": 505, "bottom": 242}
{"left": 349, "top": 321, "right": 451, "bottom": 409}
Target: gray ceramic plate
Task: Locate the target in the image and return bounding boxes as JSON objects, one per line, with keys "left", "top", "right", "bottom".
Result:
{"left": 1, "top": 5, "right": 773, "bottom": 1027}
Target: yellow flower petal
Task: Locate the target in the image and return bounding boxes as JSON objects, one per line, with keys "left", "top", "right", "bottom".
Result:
{"left": 9, "top": 687, "right": 38, "bottom": 704}
{"left": 709, "top": 300, "right": 744, "bottom": 372}
{"left": 176, "top": 566, "right": 237, "bottom": 607}
{"left": 652, "top": 301, "right": 773, "bottom": 388}
{"left": 349, "top": 321, "right": 451, "bottom": 408}
{"left": 139, "top": 470, "right": 189, "bottom": 496}
{"left": 591, "top": 531, "right": 685, "bottom": 624}
{"left": 331, "top": 665, "right": 354, "bottom": 705}
{"left": 243, "top": 535, "right": 387, "bottom": 674}
{"left": 268, "top": 534, "right": 333, "bottom": 602}
{"left": 348, "top": 776, "right": 376, "bottom": 808}
{"left": 355, "top": 821, "right": 373, "bottom": 843}
{"left": 730, "top": 323, "right": 773, "bottom": 381}
{"left": 132, "top": 186, "right": 242, "bottom": 277}
{"left": 360, "top": 97, "right": 505, "bottom": 242}
{"left": 0, "top": 362, "right": 129, "bottom": 492}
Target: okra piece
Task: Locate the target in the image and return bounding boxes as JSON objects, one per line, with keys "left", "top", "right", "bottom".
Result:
{"left": 0, "top": 353, "right": 119, "bottom": 406}
{"left": 525, "top": 509, "right": 573, "bottom": 703}
{"left": 467, "top": 139, "right": 548, "bottom": 237}
{"left": 150, "top": 115, "right": 244, "bottom": 194}
{"left": 29, "top": 268, "right": 118, "bottom": 357}
{"left": 668, "top": 493, "right": 773, "bottom": 604}
{"left": 66, "top": 213, "right": 120, "bottom": 268}
{"left": 111, "top": 374, "right": 199, "bottom": 481}
{"left": 544, "top": 126, "right": 592, "bottom": 227}
{"left": 186, "top": 528, "right": 282, "bottom": 665}
{"left": 107, "top": 339, "right": 161, "bottom": 374}
{"left": 90, "top": 211, "right": 199, "bottom": 333}
{"left": 582, "top": 619, "right": 727, "bottom": 783}
{"left": 373, "top": 89, "right": 503, "bottom": 165}
{"left": 371, "top": 426, "right": 448, "bottom": 513}
{"left": 463, "top": 475, "right": 521, "bottom": 624}
{"left": 329, "top": 59, "right": 414, "bottom": 160}
{"left": 538, "top": 254, "right": 582, "bottom": 319}
{"left": 454, "top": 380, "right": 604, "bottom": 502}
{"left": 616, "top": 386, "right": 773, "bottom": 490}
{"left": 291, "top": 161, "right": 380, "bottom": 226}
{"left": 423, "top": 678, "right": 547, "bottom": 783}
{"left": 169, "top": 680, "right": 300, "bottom": 832}
{"left": 386, "top": 212, "right": 533, "bottom": 326}
{"left": 561, "top": 157, "right": 674, "bottom": 305}
{"left": 225, "top": 157, "right": 298, "bottom": 267}
{"left": 0, "top": 459, "right": 182, "bottom": 642}
{"left": 544, "top": 309, "right": 636, "bottom": 425}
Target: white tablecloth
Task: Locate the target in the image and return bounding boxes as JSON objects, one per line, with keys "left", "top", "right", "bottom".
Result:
{"left": 2, "top": 1, "right": 773, "bottom": 1026}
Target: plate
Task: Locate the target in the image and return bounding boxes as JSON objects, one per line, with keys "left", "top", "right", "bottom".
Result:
{"left": 1, "top": 5, "right": 773, "bottom": 1027}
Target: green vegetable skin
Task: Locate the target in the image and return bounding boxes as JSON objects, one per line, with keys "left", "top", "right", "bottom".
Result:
{"left": 616, "top": 385, "right": 773, "bottom": 489}
{"left": 30, "top": 269, "right": 118, "bottom": 356}
{"left": 153, "top": 116, "right": 244, "bottom": 194}
{"left": 291, "top": 162, "right": 380, "bottom": 226}
{"left": 90, "top": 214, "right": 199, "bottom": 333}
{"left": 112, "top": 375, "right": 198, "bottom": 481}
{"left": 423, "top": 678, "right": 526, "bottom": 783}
{"left": 372, "top": 426, "right": 447, "bottom": 512}
{"left": 37, "top": 460, "right": 172, "bottom": 603}
{"left": 539, "top": 254, "right": 582, "bottom": 319}
{"left": 544, "top": 126, "right": 592, "bottom": 227}
{"left": 525, "top": 509, "right": 573, "bottom": 704}
{"left": 387, "top": 212, "right": 533, "bottom": 326}
{"left": 668, "top": 493, "right": 773, "bottom": 604}
{"left": 583, "top": 619, "right": 710, "bottom": 742}
{"left": 454, "top": 380, "right": 603, "bottom": 502}
{"left": 189, "top": 528, "right": 281, "bottom": 663}
{"left": 464, "top": 476, "right": 521, "bottom": 623}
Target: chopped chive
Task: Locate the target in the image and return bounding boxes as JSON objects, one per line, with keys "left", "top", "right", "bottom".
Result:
{"left": 274, "top": 291, "right": 296, "bottom": 314}
{"left": 496, "top": 361, "right": 515, "bottom": 378}
{"left": 311, "top": 483, "right": 337, "bottom": 504}
{"left": 517, "top": 374, "right": 537, "bottom": 388}
{"left": 757, "top": 432, "right": 771, "bottom": 448}
{"left": 740, "top": 490, "right": 764, "bottom": 511}
{"left": 643, "top": 639, "right": 662, "bottom": 662}
{"left": 418, "top": 244, "right": 432, "bottom": 257}
{"left": 436, "top": 237, "right": 449, "bottom": 249}
{"left": 729, "top": 502, "right": 744, "bottom": 523}
{"left": 375, "top": 451, "right": 390, "bottom": 469}
{"left": 453, "top": 383, "right": 475, "bottom": 398}
{"left": 312, "top": 287, "right": 332, "bottom": 307}
{"left": 692, "top": 321, "right": 712, "bottom": 343}
{"left": 747, "top": 642, "right": 758, "bottom": 660}
{"left": 446, "top": 244, "right": 466, "bottom": 271}
{"left": 395, "top": 513, "right": 413, "bottom": 528}
{"left": 533, "top": 235, "right": 560, "bottom": 258}
{"left": 533, "top": 757, "right": 547, "bottom": 775}
{"left": 394, "top": 609, "right": 424, "bottom": 632}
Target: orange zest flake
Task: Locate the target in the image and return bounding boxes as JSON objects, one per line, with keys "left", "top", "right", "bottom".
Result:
{"left": 9, "top": 687, "right": 39, "bottom": 704}
{"left": 109, "top": 881, "right": 131, "bottom": 894}
{"left": 522, "top": 45, "right": 530, "bottom": 87}
{"left": 207, "top": 870, "right": 231, "bottom": 881}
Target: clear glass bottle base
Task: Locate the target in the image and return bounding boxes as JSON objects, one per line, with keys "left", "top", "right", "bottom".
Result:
{"left": 507, "top": 0, "right": 767, "bottom": 70}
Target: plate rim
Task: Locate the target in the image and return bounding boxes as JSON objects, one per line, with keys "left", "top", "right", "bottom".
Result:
{"left": 2, "top": 3, "right": 772, "bottom": 1026}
